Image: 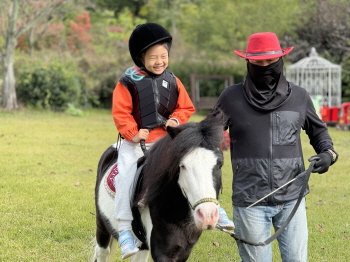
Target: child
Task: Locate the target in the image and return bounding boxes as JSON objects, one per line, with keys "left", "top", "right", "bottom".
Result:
{"left": 112, "top": 23, "right": 234, "bottom": 260}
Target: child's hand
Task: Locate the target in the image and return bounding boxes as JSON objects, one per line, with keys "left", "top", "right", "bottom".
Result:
{"left": 165, "top": 119, "right": 178, "bottom": 129}
{"left": 132, "top": 129, "right": 149, "bottom": 143}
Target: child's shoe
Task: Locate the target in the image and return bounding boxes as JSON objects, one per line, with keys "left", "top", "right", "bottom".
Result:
{"left": 118, "top": 230, "right": 139, "bottom": 259}
{"left": 216, "top": 207, "right": 235, "bottom": 230}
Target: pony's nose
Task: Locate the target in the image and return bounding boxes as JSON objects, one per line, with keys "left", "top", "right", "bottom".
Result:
{"left": 194, "top": 203, "right": 219, "bottom": 230}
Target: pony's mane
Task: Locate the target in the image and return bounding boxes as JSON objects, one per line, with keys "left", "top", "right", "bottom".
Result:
{"left": 142, "top": 112, "right": 226, "bottom": 204}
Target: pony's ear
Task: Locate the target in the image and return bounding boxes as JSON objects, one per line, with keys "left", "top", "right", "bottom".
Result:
{"left": 167, "top": 126, "right": 182, "bottom": 139}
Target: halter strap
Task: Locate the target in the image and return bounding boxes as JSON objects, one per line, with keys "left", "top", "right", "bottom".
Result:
{"left": 192, "top": 198, "right": 219, "bottom": 210}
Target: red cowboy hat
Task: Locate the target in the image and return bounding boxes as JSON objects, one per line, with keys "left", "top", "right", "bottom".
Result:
{"left": 234, "top": 32, "right": 294, "bottom": 60}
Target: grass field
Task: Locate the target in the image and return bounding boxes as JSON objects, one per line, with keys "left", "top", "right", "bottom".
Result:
{"left": 0, "top": 109, "right": 349, "bottom": 261}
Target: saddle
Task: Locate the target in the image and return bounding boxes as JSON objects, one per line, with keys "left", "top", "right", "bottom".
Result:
{"left": 104, "top": 163, "right": 118, "bottom": 197}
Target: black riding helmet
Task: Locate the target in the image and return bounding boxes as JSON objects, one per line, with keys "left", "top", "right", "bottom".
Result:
{"left": 129, "top": 23, "right": 172, "bottom": 67}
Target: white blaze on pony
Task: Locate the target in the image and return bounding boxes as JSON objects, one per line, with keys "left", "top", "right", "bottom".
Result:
{"left": 178, "top": 147, "right": 220, "bottom": 230}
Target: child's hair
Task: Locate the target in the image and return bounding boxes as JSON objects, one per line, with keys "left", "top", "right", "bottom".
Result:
{"left": 155, "top": 41, "right": 171, "bottom": 52}
{"left": 140, "top": 41, "right": 171, "bottom": 62}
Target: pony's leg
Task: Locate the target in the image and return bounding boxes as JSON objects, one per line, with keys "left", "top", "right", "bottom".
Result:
{"left": 130, "top": 250, "right": 150, "bottom": 262}
{"left": 90, "top": 235, "right": 110, "bottom": 262}
{"left": 91, "top": 244, "right": 110, "bottom": 262}
{"left": 93, "top": 173, "right": 120, "bottom": 262}
{"left": 91, "top": 219, "right": 112, "bottom": 262}
{"left": 126, "top": 207, "right": 151, "bottom": 262}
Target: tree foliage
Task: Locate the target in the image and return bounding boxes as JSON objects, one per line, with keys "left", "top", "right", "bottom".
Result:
{"left": 285, "top": 0, "right": 350, "bottom": 63}
{"left": 94, "top": 0, "right": 147, "bottom": 17}
{"left": 282, "top": 0, "right": 350, "bottom": 101}
{"left": 16, "top": 64, "right": 86, "bottom": 110}
{"left": 1, "top": 0, "right": 350, "bottom": 110}
{"left": 0, "top": 0, "right": 65, "bottom": 110}
{"left": 176, "top": 0, "right": 302, "bottom": 58}
{"left": 68, "top": 11, "right": 93, "bottom": 52}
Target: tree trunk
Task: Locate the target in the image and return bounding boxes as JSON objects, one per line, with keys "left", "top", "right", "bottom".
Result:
{"left": 2, "top": 39, "right": 18, "bottom": 110}
{"left": 2, "top": 0, "right": 18, "bottom": 110}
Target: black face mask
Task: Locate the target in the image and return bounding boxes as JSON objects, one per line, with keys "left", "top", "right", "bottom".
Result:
{"left": 247, "top": 58, "right": 284, "bottom": 90}
{"left": 243, "top": 58, "right": 291, "bottom": 111}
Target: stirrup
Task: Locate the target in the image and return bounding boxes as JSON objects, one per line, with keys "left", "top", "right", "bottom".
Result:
{"left": 118, "top": 230, "right": 139, "bottom": 259}
{"left": 216, "top": 207, "right": 235, "bottom": 230}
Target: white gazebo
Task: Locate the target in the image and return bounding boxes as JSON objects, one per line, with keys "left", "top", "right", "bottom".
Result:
{"left": 286, "top": 47, "right": 342, "bottom": 107}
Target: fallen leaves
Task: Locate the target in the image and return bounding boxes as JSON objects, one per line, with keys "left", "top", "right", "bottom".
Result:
{"left": 316, "top": 224, "right": 324, "bottom": 233}
{"left": 316, "top": 200, "right": 325, "bottom": 205}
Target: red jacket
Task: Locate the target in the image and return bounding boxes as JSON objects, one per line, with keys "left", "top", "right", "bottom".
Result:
{"left": 112, "top": 69, "right": 195, "bottom": 142}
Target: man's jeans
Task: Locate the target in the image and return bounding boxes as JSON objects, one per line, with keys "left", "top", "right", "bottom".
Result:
{"left": 234, "top": 198, "right": 308, "bottom": 262}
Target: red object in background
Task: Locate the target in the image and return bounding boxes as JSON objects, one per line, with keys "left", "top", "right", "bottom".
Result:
{"left": 331, "top": 107, "right": 339, "bottom": 122}
{"left": 339, "top": 102, "right": 350, "bottom": 125}
{"left": 221, "top": 131, "right": 230, "bottom": 151}
{"left": 320, "top": 106, "right": 331, "bottom": 122}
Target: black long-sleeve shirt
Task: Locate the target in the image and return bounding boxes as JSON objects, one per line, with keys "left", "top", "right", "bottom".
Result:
{"left": 215, "top": 82, "right": 335, "bottom": 207}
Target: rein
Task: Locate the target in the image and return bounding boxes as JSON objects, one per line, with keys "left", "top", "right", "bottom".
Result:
{"left": 140, "top": 139, "right": 147, "bottom": 154}
{"left": 219, "top": 160, "right": 316, "bottom": 246}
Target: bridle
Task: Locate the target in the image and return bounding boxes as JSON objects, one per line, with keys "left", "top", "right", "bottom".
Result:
{"left": 191, "top": 198, "right": 219, "bottom": 210}
{"left": 218, "top": 160, "right": 316, "bottom": 246}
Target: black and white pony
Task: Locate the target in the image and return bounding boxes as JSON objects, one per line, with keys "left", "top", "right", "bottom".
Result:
{"left": 90, "top": 114, "right": 226, "bottom": 262}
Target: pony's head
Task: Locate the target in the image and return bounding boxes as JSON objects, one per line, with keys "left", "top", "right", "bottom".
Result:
{"left": 143, "top": 112, "right": 227, "bottom": 230}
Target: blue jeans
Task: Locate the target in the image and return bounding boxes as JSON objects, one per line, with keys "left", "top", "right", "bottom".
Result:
{"left": 233, "top": 198, "right": 308, "bottom": 262}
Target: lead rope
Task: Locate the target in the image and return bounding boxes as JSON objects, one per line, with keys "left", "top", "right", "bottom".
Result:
{"left": 219, "top": 160, "right": 316, "bottom": 246}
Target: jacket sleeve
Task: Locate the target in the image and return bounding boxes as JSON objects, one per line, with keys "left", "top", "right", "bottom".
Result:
{"left": 112, "top": 82, "right": 139, "bottom": 141}
{"left": 170, "top": 77, "right": 196, "bottom": 124}
{"left": 303, "top": 95, "right": 335, "bottom": 154}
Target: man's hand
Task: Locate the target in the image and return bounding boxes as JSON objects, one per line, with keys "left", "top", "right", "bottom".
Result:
{"left": 308, "top": 152, "right": 332, "bottom": 174}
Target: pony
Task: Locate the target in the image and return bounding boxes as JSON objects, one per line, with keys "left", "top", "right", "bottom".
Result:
{"left": 90, "top": 113, "right": 226, "bottom": 262}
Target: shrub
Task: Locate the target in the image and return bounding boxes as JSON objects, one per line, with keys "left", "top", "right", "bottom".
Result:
{"left": 17, "top": 64, "right": 87, "bottom": 111}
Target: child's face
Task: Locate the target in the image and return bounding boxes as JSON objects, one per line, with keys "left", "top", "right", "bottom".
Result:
{"left": 142, "top": 44, "right": 169, "bottom": 75}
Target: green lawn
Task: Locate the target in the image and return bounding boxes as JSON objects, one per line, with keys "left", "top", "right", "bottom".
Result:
{"left": 0, "top": 109, "right": 349, "bottom": 261}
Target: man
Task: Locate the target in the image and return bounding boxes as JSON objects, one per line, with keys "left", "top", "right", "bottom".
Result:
{"left": 213, "top": 32, "right": 338, "bottom": 262}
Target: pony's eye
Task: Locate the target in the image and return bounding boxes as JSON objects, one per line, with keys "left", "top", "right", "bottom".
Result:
{"left": 180, "top": 164, "right": 186, "bottom": 170}
{"left": 217, "top": 161, "right": 223, "bottom": 169}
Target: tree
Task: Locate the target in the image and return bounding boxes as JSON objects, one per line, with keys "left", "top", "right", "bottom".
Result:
{"left": 0, "top": 0, "right": 65, "bottom": 110}
{"left": 283, "top": 0, "right": 350, "bottom": 101}
{"left": 94, "top": 0, "right": 147, "bottom": 17}
{"left": 284, "top": 0, "right": 350, "bottom": 63}
{"left": 68, "top": 11, "right": 92, "bottom": 53}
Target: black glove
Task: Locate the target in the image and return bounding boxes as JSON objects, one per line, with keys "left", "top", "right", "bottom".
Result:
{"left": 308, "top": 152, "right": 332, "bottom": 174}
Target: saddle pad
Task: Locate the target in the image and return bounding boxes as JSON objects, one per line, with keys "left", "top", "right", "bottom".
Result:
{"left": 105, "top": 163, "right": 118, "bottom": 197}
